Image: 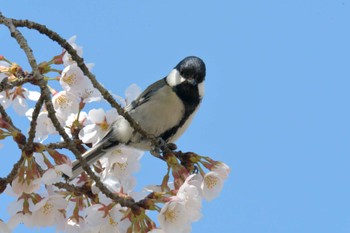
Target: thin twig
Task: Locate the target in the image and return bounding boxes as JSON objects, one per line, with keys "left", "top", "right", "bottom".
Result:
{"left": 26, "top": 93, "right": 44, "bottom": 146}
{"left": 0, "top": 101, "right": 19, "bottom": 132}
{"left": 54, "top": 182, "right": 97, "bottom": 199}
{"left": 0, "top": 75, "right": 34, "bottom": 92}
{"left": 45, "top": 139, "right": 83, "bottom": 150}
{"left": 0, "top": 14, "right": 42, "bottom": 83}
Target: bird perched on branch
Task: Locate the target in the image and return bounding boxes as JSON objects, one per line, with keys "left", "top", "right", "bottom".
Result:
{"left": 70, "top": 56, "right": 206, "bottom": 179}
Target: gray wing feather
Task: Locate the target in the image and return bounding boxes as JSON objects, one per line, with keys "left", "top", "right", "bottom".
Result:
{"left": 125, "top": 78, "right": 167, "bottom": 112}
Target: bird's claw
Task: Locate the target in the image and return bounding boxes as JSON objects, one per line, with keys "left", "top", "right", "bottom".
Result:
{"left": 151, "top": 137, "right": 166, "bottom": 157}
{"left": 151, "top": 138, "right": 178, "bottom": 159}
{"left": 156, "top": 137, "right": 166, "bottom": 149}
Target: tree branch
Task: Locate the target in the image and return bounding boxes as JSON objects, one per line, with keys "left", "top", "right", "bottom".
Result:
{"left": 4, "top": 17, "right": 161, "bottom": 148}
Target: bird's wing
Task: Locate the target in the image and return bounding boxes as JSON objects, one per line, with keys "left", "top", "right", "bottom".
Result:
{"left": 125, "top": 78, "right": 167, "bottom": 111}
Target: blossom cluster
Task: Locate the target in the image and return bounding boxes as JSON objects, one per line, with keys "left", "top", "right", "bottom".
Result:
{"left": 0, "top": 36, "right": 230, "bottom": 233}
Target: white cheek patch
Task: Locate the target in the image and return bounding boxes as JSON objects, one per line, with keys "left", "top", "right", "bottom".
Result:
{"left": 198, "top": 82, "right": 205, "bottom": 98}
{"left": 166, "top": 69, "right": 186, "bottom": 87}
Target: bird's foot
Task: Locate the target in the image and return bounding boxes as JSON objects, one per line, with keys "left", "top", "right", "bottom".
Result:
{"left": 150, "top": 137, "right": 166, "bottom": 157}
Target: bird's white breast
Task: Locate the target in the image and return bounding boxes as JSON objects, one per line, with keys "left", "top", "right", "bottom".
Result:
{"left": 167, "top": 107, "right": 198, "bottom": 143}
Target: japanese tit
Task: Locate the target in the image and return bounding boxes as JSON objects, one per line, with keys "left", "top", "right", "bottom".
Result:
{"left": 71, "top": 56, "right": 206, "bottom": 179}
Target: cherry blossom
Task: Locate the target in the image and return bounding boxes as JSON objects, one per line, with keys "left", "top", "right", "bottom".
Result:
{"left": 8, "top": 212, "right": 35, "bottom": 229}
{"left": 85, "top": 204, "right": 130, "bottom": 233}
{"left": 115, "top": 83, "right": 142, "bottom": 107}
{"left": 65, "top": 111, "right": 88, "bottom": 137}
{"left": 41, "top": 164, "right": 73, "bottom": 185}
{"left": 158, "top": 198, "right": 191, "bottom": 233}
{"left": 177, "top": 174, "right": 203, "bottom": 221}
{"left": 211, "top": 161, "right": 231, "bottom": 180}
{"left": 26, "top": 109, "right": 58, "bottom": 142}
{"left": 148, "top": 229, "right": 166, "bottom": 233}
{"left": 201, "top": 171, "right": 224, "bottom": 201}
{"left": 52, "top": 91, "right": 80, "bottom": 120}
{"left": 31, "top": 195, "right": 68, "bottom": 227}
{"left": 11, "top": 176, "right": 41, "bottom": 195}
{"left": 0, "top": 220, "right": 11, "bottom": 233}
{"left": 0, "top": 61, "right": 40, "bottom": 115}
{"left": 65, "top": 217, "right": 87, "bottom": 233}
{"left": 79, "top": 108, "right": 118, "bottom": 145}
{"left": 0, "top": 86, "right": 40, "bottom": 115}
{"left": 63, "top": 36, "right": 83, "bottom": 67}
{"left": 60, "top": 63, "right": 101, "bottom": 103}
{"left": 101, "top": 146, "right": 143, "bottom": 181}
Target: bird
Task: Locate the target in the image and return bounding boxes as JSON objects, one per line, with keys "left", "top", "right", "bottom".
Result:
{"left": 70, "top": 56, "right": 206, "bottom": 179}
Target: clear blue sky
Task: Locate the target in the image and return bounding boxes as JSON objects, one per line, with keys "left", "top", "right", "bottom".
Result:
{"left": 1, "top": 0, "right": 350, "bottom": 232}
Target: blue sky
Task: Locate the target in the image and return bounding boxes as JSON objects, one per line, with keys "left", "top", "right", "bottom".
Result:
{"left": 1, "top": 0, "right": 350, "bottom": 232}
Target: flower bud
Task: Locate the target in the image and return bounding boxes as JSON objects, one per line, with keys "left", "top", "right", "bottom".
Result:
{"left": 38, "top": 62, "right": 51, "bottom": 74}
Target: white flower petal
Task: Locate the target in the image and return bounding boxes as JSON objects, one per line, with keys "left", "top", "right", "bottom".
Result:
{"left": 13, "top": 97, "right": 28, "bottom": 115}
{"left": 41, "top": 168, "right": 61, "bottom": 185}
{"left": 0, "top": 220, "right": 11, "bottom": 233}
{"left": 27, "top": 91, "right": 41, "bottom": 101}
{"left": 34, "top": 153, "right": 48, "bottom": 170}
{"left": 105, "top": 108, "right": 118, "bottom": 124}
{"left": 32, "top": 195, "right": 68, "bottom": 227}
{"left": 158, "top": 199, "right": 190, "bottom": 233}
{"left": 125, "top": 83, "right": 142, "bottom": 104}
{"left": 88, "top": 108, "right": 106, "bottom": 123}
{"left": 57, "top": 164, "right": 73, "bottom": 177}
{"left": 212, "top": 162, "right": 231, "bottom": 180}
{"left": 201, "top": 171, "right": 224, "bottom": 201}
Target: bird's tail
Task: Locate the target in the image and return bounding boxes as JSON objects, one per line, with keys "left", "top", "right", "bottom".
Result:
{"left": 69, "top": 117, "right": 132, "bottom": 180}
{"left": 70, "top": 142, "right": 105, "bottom": 180}
{"left": 70, "top": 137, "right": 120, "bottom": 180}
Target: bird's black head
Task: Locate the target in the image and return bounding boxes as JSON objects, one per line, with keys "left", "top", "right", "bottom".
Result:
{"left": 165, "top": 56, "right": 206, "bottom": 103}
{"left": 175, "top": 56, "right": 206, "bottom": 85}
